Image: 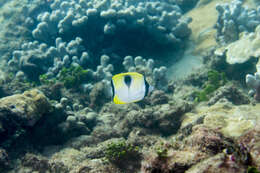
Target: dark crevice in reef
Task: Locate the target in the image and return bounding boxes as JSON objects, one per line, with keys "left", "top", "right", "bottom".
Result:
{"left": 0, "top": 109, "right": 66, "bottom": 154}
{"left": 26, "top": 111, "right": 69, "bottom": 148}
{"left": 212, "top": 55, "right": 258, "bottom": 85}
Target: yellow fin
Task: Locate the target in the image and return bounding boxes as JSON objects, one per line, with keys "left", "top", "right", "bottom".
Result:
{"left": 112, "top": 72, "right": 143, "bottom": 79}
{"left": 113, "top": 95, "right": 126, "bottom": 104}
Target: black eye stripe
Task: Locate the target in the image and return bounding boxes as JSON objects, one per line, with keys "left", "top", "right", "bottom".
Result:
{"left": 124, "top": 75, "right": 132, "bottom": 87}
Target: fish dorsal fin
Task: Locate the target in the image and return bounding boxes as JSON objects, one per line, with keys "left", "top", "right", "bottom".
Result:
{"left": 112, "top": 72, "right": 143, "bottom": 80}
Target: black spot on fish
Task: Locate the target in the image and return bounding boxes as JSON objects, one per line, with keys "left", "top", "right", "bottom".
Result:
{"left": 124, "top": 75, "right": 132, "bottom": 87}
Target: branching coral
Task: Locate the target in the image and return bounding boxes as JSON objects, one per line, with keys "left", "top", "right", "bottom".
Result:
{"left": 246, "top": 64, "right": 260, "bottom": 101}
{"left": 215, "top": 0, "right": 260, "bottom": 44}
{"left": 7, "top": 37, "right": 87, "bottom": 81}
{"left": 31, "top": 0, "right": 191, "bottom": 59}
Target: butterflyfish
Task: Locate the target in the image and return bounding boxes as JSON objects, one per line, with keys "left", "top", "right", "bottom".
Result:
{"left": 111, "top": 72, "right": 153, "bottom": 104}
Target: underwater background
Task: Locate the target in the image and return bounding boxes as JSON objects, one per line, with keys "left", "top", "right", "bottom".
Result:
{"left": 0, "top": 0, "right": 260, "bottom": 172}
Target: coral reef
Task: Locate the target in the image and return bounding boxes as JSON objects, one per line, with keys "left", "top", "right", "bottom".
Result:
{"left": 238, "top": 127, "right": 260, "bottom": 170}
{"left": 182, "top": 101, "right": 260, "bottom": 138}
{"left": 148, "top": 90, "right": 169, "bottom": 105}
{"left": 1, "top": 0, "right": 260, "bottom": 173}
{"left": 53, "top": 97, "right": 98, "bottom": 139}
{"left": 215, "top": 0, "right": 260, "bottom": 44}
{"left": 0, "top": 89, "right": 51, "bottom": 126}
{"left": 0, "top": 88, "right": 258, "bottom": 173}
{"left": 0, "top": 89, "right": 51, "bottom": 147}
{"left": 89, "top": 81, "right": 111, "bottom": 110}
{"left": 246, "top": 64, "right": 260, "bottom": 101}
{"left": 141, "top": 124, "right": 250, "bottom": 173}
{"left": 21, "top": 153, "right": 69, "bottom": 173}
{"left": 224, "top": 25, "right": 260, "bottom": 65}
{"left": 8, "top": 39, "right": 114, "bottom": 95}
{"left": 207, "top": 82, "right": 250, "bottom": 105}
{"left": 31, "top": 0, "right": 191, "bottom": 58}
{"left": 185, "top": 153, "right": 247, "bottom": 173}
{"left": 0, "top": 0, "right": 49, "bottom": 63}
{"left": 184, "top": 125, "right": 233, "bottom": 154}
{"left": 8, "top": 37, "right": 87, "bottom": 81}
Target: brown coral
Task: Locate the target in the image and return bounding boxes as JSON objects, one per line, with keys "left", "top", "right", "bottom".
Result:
{"left": 184, "top": 125, "right": 233, "bottom": 154}
{"left": 237, "top": 127, "right": 260, "bottom": 170}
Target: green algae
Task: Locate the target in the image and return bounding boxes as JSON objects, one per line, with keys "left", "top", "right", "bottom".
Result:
{"left": 39, "top": 74, "right": 56, "bottom": 85}
{"left": 194, "top": 70, "right": 227, "bottom": 102}
{"left": 105, "top": 140, "right": 140, "bottom": 164}
{"left": 58, "top": 65, "right": 89, "bottom": 88}
{"left": 247, "top": 166, "right": 260, "bottom": 173}
{"left": 156, "top": 146, "right": 168, "bottom": 158}
{"left": 39, "top": 65, "right": 90, "bottom": 88}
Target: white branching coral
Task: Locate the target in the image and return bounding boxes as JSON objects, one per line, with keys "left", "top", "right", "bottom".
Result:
{"left": 246, "top": 64, "right": 260, "bottom": 101}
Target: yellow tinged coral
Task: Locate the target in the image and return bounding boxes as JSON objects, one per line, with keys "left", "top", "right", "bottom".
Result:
{"left": 224, "top": 25, "right": 260, "bottom": 64}
{"left": 181, "top": 102, "right": 260, "bottom": 139}
{"left": 222, "top": 118, "right": 254, "bottom": 137}
{"left": 0, "top": 89, "right": 51, "bottom": 126}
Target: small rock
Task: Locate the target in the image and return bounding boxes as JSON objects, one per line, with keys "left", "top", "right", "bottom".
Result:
{"left": 0, "top": 89, "right": 51, "bottom": 146}
{"left": 149, "top": 90, "right": 169, "bottom": 105}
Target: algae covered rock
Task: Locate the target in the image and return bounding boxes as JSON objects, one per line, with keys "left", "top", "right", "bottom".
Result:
{"left": 0, "top": 89, "right": 51, "bottom": 145}
{"left": 141, "top": 125, "right": 239, "bottom": 173}
{"left": 128, "top": 102, "right": 192, "bottom": 136}
{"left": 184, "top": 125, "right": 233, "bottom": 154}
{"left": 238, "top": 127, "right": 260, "bottom": 170}
{"left": 182, "top": 102, "right": 260, "bottom": 138}
{"left": 149, "top": 90, "right": 169, "bottom": 105}
{"left": 50, "top": 148, "right": 85, "bottom": 172}
{"left": 141, "top": 145, "right": 208, "bottom": 173}
{"left": 186, "top": 153, "right": 247, "bottom": 173}
{"left": 208, "top": 83, "right": 250, "bottom": 105}
{"left": 20, "top": 153, "right": 68, "bottom": 173}
{"left": 0, "top": 89, "right": 51, "bottom": 127}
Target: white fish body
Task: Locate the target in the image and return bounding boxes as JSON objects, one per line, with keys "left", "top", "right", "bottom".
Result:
{"left": 111, "top": 72, "right": 152, "bottom": 104}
